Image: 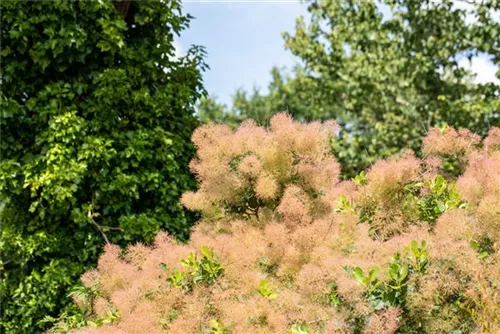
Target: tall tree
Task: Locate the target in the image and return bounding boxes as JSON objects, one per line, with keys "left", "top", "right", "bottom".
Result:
{"left": 0, "top": 1, "right": 206, "bottom": 332}
{"left": 199, "top": 0, "right": 500, "bottom": 176}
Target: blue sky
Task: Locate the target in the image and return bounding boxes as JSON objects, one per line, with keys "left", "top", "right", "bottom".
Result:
{"left": 178, "top": 1, "right": 309, "bottom": 105}
{"left": 177, "top": 1, "right": 499, "bottom": 106}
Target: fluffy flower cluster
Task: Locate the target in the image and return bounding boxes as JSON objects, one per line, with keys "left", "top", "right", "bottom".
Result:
{"left": 181, "top": 113, "right": 340, "bottom": 221}
{"left": 423, "top": 126, "right": 481, "bottom": 157}
{"left": 61, "top": 119, "right": 499, "bottom": 334}
{"left": 422, "top": 126, "right": 481, "bottom": 176}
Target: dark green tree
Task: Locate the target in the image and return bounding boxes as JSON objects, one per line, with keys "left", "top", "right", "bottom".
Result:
{"left": 0, "top": 1, "right": 206, "bottom": 332}
{"left": 199, "top": 0, "right": 500, "bottom": 176}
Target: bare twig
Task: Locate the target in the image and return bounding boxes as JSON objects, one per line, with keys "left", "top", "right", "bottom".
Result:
{"left": 88, "top": 209, "right": 110, "bottom": 245}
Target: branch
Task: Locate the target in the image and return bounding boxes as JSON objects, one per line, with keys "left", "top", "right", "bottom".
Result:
{"left": 86, "top": 193, "right": 122, "bottom": 245}
{"left": 463, "top": 39, "right": 500, "bottom": 52}
{"left": 113, "top": 0, "right": 131, "bottom": 18}
{"left": 88, "top": 209, "right": 110, "bottom": 245}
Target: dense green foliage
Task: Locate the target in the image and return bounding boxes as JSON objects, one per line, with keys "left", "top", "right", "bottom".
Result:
{"left": 0, "top": 1, "right": 206, "bottom": 332}
{"left": 198, "top": 0, "right": 500, "bottom": 176}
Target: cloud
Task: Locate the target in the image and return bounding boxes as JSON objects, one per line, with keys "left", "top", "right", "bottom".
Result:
{"left": 169, "top": 39, "right": 185, "bottom": 61}
{"left": 452, "top": 0, "right": 500, "bottom": 25}
{"left": 459, "top": 56, "right": 500, "bottom": 85}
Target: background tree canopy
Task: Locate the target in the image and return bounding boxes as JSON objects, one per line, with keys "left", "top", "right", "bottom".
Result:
{"left": 0, "top": 0, "right": 206, "bottom": 332}
{"left": 198, "top": 0, "right": 500, "bottom": 176}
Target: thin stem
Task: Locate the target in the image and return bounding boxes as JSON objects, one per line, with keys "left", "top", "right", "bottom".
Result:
{"left": 88, "top": 192, "right": 111, "bottom": 245}
{"left": 88, "top": 213, "right": 110, "bottom": 245}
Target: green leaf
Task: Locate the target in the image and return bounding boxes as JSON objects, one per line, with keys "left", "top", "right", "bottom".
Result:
{"left": 353, "top": 267, "right": 365, "bottom": 285}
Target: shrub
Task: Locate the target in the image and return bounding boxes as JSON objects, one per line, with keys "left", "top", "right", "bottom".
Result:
{"left": 57, "top": 116, "right": 499, "bottom": 333}
{"left": 181, "top": 114, "right": 340, "bottom": 221}
{"left": 422, "top": 126, "right": 481, "bottom": 177}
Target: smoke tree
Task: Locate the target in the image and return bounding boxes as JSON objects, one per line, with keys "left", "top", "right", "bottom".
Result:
{"left": 59, "top": 114, "right": 499, "bottom": 333}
